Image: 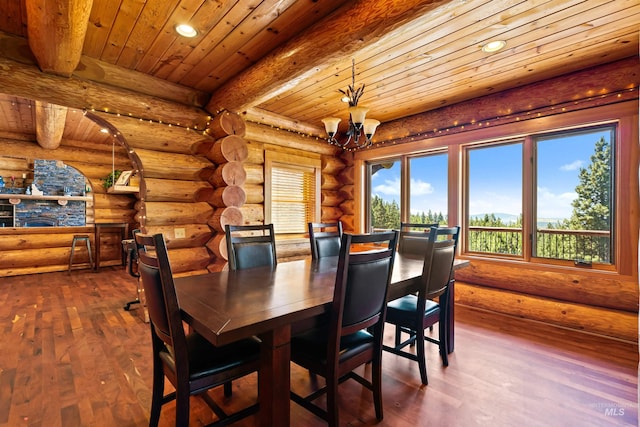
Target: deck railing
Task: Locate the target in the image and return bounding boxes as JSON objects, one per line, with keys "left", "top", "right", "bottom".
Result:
{"left": 468, "top": 226, "right": 611, "bottom": 263}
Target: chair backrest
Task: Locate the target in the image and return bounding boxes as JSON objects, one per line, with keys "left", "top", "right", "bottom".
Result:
{"left": 330, "top": 231, "right": 398, "bottom": 341}
{"left": 225, "top": 224, "right": 277, "bottom": 270}
{"left": 398, "top": 222, "right": 438, "bottom": 255}
{"left": 308, "top": 221, "right": 343, "bottom": 259}
{"left": 419, "top": 226, "right": 460, "bottom": 299}
{"left": 135, "top": 233, "right": 186, "bottom": 357}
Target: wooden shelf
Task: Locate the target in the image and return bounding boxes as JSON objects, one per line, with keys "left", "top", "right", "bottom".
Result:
{"left": 107, "top": 185, "right": 139, "bottom": 194}
{"left": 0, "top": 194, "right": 92, "bottom": 205}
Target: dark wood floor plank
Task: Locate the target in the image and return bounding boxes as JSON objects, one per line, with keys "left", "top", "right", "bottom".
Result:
{"left": 0, "top": 268, "right": 636, "bottom": 427}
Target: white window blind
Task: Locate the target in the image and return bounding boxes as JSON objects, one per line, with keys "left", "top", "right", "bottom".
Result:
{"left": 271, "top": 164, "right": 316, "bottom": 233}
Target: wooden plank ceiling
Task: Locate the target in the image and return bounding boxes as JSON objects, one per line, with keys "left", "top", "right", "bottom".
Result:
{"left": 0, "top": 0, "right": 637, "bottom": 143}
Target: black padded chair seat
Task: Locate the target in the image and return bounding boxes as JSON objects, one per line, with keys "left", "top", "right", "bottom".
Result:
{"left": 291, "top": 328, "right": 374, "bottom": 364}
{"left": 386, "top": 295, "right": 440, "bottom": 326}
{"left": 159, "top": 334, "right": 261, "bottom": 382}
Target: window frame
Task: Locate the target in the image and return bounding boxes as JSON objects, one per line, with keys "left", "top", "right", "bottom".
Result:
{"left": 354, "top": 101, "right": 636, "bottom": 276}
{"left": 264, "top": 150, "right": 321, "bottom": 236}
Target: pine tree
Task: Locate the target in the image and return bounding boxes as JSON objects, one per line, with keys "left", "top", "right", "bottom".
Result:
{"left": 569, "top": 137, "right": 611, "bottom": 231}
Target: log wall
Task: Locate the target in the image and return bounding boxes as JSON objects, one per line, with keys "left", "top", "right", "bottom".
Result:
{"left": 0, "top": 135, "right": 137, "bottom": 275}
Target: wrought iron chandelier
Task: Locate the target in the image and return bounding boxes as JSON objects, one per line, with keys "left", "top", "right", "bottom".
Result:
{"left": 321, "top": 59, "right": 380, "bottom": 149}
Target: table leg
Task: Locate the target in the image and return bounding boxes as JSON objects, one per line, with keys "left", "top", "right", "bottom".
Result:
{"left": 258, "top": 325, "right": 291, "bottom": 427}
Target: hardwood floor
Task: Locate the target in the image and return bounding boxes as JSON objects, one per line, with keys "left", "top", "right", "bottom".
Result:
{"left": 0, "top": 267, "right": 637, "bottom": 427}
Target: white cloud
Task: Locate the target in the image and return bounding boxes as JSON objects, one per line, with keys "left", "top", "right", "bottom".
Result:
{"left": 373, "top": 177, "right": 400, "bottom": 196}
{"left": 537, "top": 186, "right": 576, "bottom": 218}
{"left": 560, "top": 160, "right": 584, "bottom": 171}
{"left": 410, "top": 178, "right": 434, "bottom": 195}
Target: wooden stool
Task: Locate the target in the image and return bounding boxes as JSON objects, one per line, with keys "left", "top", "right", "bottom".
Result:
{"left": 69, "top": 235, "right": 94, "bottom": 272}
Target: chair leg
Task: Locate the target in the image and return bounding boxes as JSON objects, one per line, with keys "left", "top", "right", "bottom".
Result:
{"left": 416, "top": 327, "right": 429, "bottom": 385}
{"left": 394, "top": 324, "right": 402, "bottom": 347}
{"left": 372, "top": 356, "right": 384, "bottom": 421}
{"left": 149, "top": 362, "right": 165, "bottom": 427}
{"left": 175, "top": 384, "right": 191, "bottom": 427}
{"left": 439, "top": 313, "right": 449, "bottom": 367}
{"left": 326, "top": 375, "right": 339, "bottom": 427}
{"left": 223, "top": 381, "right": 232, "bottom": 397}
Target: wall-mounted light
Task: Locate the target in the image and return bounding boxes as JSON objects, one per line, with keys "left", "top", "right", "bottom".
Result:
{"left": 175, "top": 24, "right": 198, "bottom": 38}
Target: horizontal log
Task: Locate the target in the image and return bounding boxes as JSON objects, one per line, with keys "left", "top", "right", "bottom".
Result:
{"left": 0, "top": 232, "right": 94, "bottom": 251}
{"left": 0, "top": 157, "right": 30, "bottom": 170}
{"left": 208, "top": 207, "right": 243, "bottom": 233}
{"left": 134, "top": 148, "right": 213, "bottom": 180}
{"left": 207, "top": 111, "right": 246, "bottom": 139}
{"left": 206, "top": 234, "right": 227, "bottom": 260}
{"left": 166, "top": 247, "right": 212, "bottom": 274}
{"left": 207, "top": 185, "right": 246, "bottom": 208}
{"left": 0, "top": 36, "right": 209, "bottom": 129}
{"left": 455, "top": 282, "right": 637, "bottom": 342}
{"left": 339, "top": 165, "right": 354, "bottom": 185}
{"left": 321, "top": 173, "right": 341, "bottom": 190}
{"left": 206, "top": 135, "right": 249, "bottom": 163}
{"left": 246, "top": 141, "right": 265, "bottom": 164}
{"left": 93, "top": 112, "right": 211, "bottom": 154}
{"left": 244, "top": 184, "right": 264, "bottom": 204}
{"left": 0, "top": 246, "right": 87, "bottom": 269}
{"left": 94, "top": 208, "right": 136, "bottom": 223}
{"left": 339, "top": 184, "right": 354, "bottom": 200}
{"left": 244, "top": 163, "right": 264, "bottom": 185}
{"left": 321, "top": 155, "right": 346, "bottom": 175}
{"left": 144, "top": 178, "right": 213, "bottom": 202}
{"left": 321, "top": 206, "right": 342, "bottom": 221}
{"left": 339, "top": 214, "right": 354, "bottom": 232}
{"left": 339, "top": 199, "right": 354, "bottom": 215}
{"left": 239, "top": 204, "right": 264, "bottom": 224}
{"left": 92, "top": 193, "right": 136, "bottom": 209}
{"left": 143, "top": 224, "right": 213, "bottom": 249}
{"left": 321, "top": 190, "right": 345, "bottom": 207}
{"left": 244, "top": 121, "right": 338, "bottom": 155}
{"left": 455, "top": 260, "right": 638, "bottom": 313}
{"left": 0, "top": 264, "right": 83, "bottom": 277}
{"left": 143, "top": 202, "right": 213, "bottom": 226}
{"left": 207, "top": 161, "right": 247, "bottom": 187}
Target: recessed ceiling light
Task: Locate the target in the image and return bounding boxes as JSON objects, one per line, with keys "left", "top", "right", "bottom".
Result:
{"left": 175, "top": 24, "right": 198, "bottom": 38}
{"left": 482, "top": 40, "right": 506, "bottom": 53}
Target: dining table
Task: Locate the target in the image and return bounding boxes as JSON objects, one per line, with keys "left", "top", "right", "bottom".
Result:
{"left": 174, "top": 253, "right": 469, "bottom": 427}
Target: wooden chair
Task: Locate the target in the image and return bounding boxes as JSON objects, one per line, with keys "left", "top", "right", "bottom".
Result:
{"left": 225, "top": 224, "right": 277, "bottom": 270}
{"left": 383, "top": 226, "right": 459, "bottom": 385}
{"left": 290, "top": 230, "right": 399, "bottom": 426}
{"left": 135, "top": 233, "right": 260, "bottom": 427}
{"left": 308, "top": 221, "right": 343, "bottom": 259}
{"left": 397, "top": 221, "right": 438, "bottom": 255}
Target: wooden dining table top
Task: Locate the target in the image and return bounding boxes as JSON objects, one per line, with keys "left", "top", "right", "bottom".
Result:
{"left": 174, "top": 254, "right": 468, "bottom": 347}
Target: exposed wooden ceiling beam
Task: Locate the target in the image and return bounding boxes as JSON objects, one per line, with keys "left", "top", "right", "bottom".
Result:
{"left": 34, "top": 101, "right": 67, "bottom": 149}
{"left": 0, "top": 48, "right": 210, "bottom": 129}
{"left": 205, "top": 0, "right": 451, "bottom": 116}
{"left": 25, "top": 0, "right": 93, "bottom": 77}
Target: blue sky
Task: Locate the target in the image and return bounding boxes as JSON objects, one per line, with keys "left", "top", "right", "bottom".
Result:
{"left": 370, "top": 127, "right": 612, "bottom": 221}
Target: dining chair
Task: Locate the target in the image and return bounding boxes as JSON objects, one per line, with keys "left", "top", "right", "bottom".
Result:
{"left": 225, "top": 223, "right": 277, "bottom": 270}
{"left": 290, "top": 230, "right": 399, "bottom": 426}
{"left": 397, "top": 221, "right": 439, "bottom": 255}
{"left": 135, "top": 232, "right": 260, "bottom": 427}
{"left": 308, "top": 221, "right": 343, "bottom": 259}
{"left": 383, "top": 226, "right": 459, "bottom": 385}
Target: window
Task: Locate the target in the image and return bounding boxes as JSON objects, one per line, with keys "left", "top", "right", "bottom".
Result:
{"left": 534, "top": 126, "right": 615, "bottom": 264}
{"left": 467, "top": 142, "right": 523, "bottom": 256}
{"left": 265, "top": 152, "right": 320, "bottom": 234}
{"left": 366, "top": 152, "right": 449, "bottom": 232}
{"left": 367, "top": 159, "right": 401, "bottom": 231}
{"left": 409, "top": 153, "right": 448, "bottom": 225}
